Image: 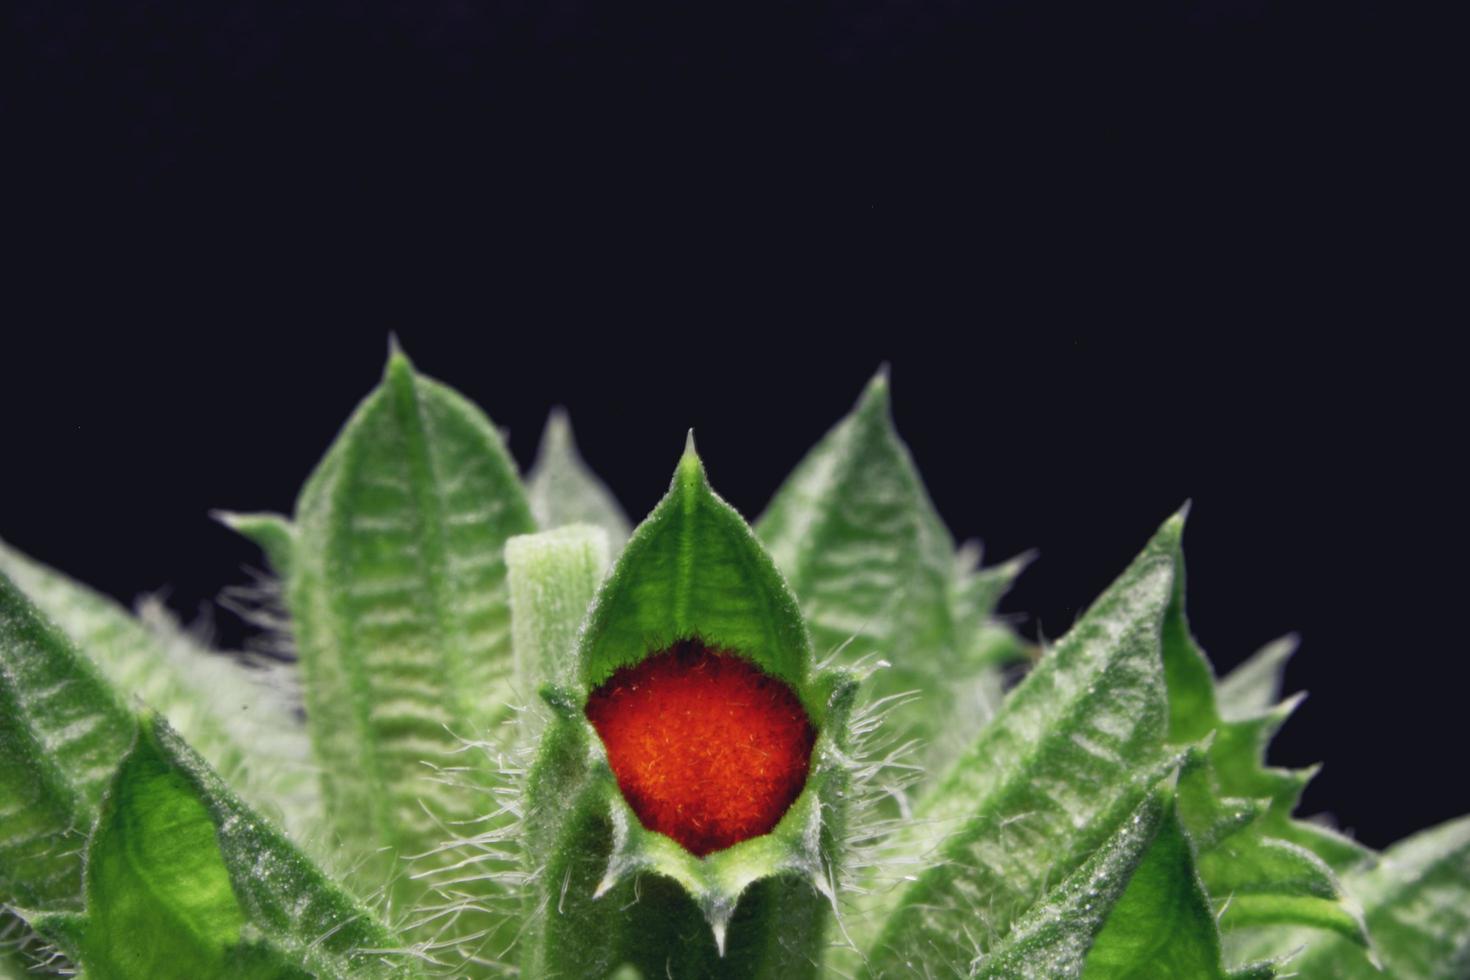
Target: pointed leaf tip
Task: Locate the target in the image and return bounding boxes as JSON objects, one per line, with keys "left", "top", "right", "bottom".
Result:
{"left": 1167, "top": 504, "right": 1191, "bottom": 534}
{"left": 383, "top": 334, "right": 414, "bottom": 378}
{"left": 533, "top": 407, "right": 576, "bottom": 462}
{"left": 528, "top": 410, "right": 632, "bottom": 547}
{"left": 545, "top": 405, "right": 572, "bottom": 442}
{"left": 1150, "top": 508, "right": 1189, "bottom": 552}
{"left": 857, "top": 365, "right": 893, "bottom": 415}
{"left": 677, "top": 431, "right": 704, "bottom": 485}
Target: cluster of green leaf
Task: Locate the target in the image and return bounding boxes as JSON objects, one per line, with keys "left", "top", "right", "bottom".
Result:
{"left": 2, "top": 346, "right": 1466, "bottom": 979}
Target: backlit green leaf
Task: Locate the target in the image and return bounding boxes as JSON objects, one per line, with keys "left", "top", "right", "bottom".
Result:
{"left": 32, "top": 714, "right": 418, "bottom": 980}
{"left": 0, "top": 539, "right": 319, "bottom": 841}
{"left": 1084, "top": 797, "right": 1274, "bottom": 980}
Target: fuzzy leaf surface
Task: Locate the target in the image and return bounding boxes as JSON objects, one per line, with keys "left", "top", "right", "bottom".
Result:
{"left": 976, "top": 789, "right": 1169, "bottom": 979}
{"left": 395, "top": 524, "right": 616, "bottom": 969}
{"left": 0, "top": 539, "right": 318, "bottom": 840}
{"left": 33, "top": 714, "right": 418, "bottom": 980}
{"left": 281, "top": 347, "right": 536, "bottom": 934}
{"left": 1233, "top": 815, "right": 1470, "bottom": 979}
{"left": 526, "top": 409, "right": 632, "bottom": 550}
{"left": 756, "top": 371, "right": 1022, "bottom": 783}
{"left": 857, "top": 516, "right": 1181, "bottom": 976}
{"left": 0, "top": 570, "right": 134, "bottom": 909}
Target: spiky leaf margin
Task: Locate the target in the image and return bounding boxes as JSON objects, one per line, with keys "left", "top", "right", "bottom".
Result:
{"left": 852, "top": 515, "right": 1184, "bottom": 976}
{"left": 1157, "top": 523, "right": 1371, "bottom": 952}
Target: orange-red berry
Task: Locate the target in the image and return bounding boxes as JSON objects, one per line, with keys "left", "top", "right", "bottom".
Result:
{"left": 585, "top": 640, "right": 816, "bottom": 857}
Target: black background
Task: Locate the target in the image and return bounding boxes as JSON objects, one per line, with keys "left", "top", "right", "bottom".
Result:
{"left": 6, "top": 0, "right": 1460, "bottom": 853}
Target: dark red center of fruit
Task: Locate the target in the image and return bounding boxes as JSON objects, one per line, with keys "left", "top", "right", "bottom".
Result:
{"left": 584, "top": 640, "right": 816, "bottom": 857}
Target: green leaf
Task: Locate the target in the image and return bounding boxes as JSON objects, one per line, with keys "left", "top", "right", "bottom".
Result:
{"left": 1155, "top": 526, "right": 1371, "bottom": 948}
{"left": 855, "top": 515, "right": 1182, "bottom": 976}
{"left": 756, "top": 369, "right": 1024, "bottom": 783}
{"left": 1084, "top": 796, "right": 1275, "bottom": 980}
{"left": 979, "top": 789, "right": 1170, "bottom": 979}
{"left": 0, "top": 569, "right": 134, "bottom": 910}
{"left": 1233, "top": 815, "right": 1470, "bottom": 979}
{"left": 31, "top": 714, "right": 418, "bottom": 980}
{"left": 519, "top": 442, "right": 856, "bottom": 979}
{"left": 45, "top": 721, "right": 252, "bottom": 978}
{"left": 277, "top": 345, "right": 536, "bottom": 936}
{"left": 1202, "top": 832, "right": 1364, "bottom": 939}
{"left": 1172, "top": 747, "right": 1367, "bottom": 948}
{"left": 526, "top": 408, "right": 632, "bottom": 550}
{"left": 0, "top": 539, "right": 319, "bottom": 842}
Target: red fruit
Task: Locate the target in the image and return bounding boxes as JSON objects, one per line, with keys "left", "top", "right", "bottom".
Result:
{"left": 584, "top": 640, "right": 817, "bottom": 857}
